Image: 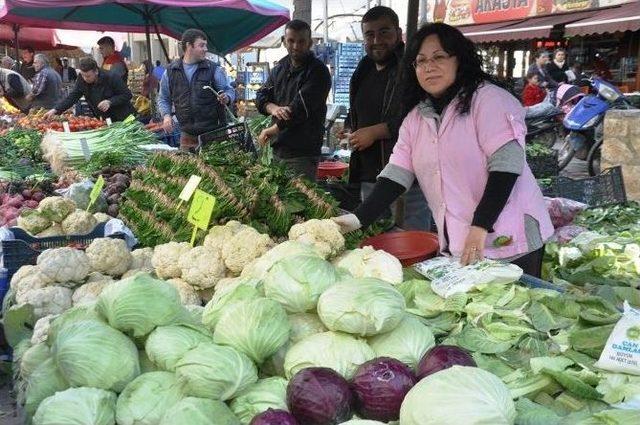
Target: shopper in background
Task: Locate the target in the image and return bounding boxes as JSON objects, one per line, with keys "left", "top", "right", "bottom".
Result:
{"left": 546, "top": 48, "right": 569, "bottom": 84}
{"left": 1, "top": 56, "right": 17, "bottom": 71}
{"left": 527, "top": 50, "right": 552, "bottom": 87}
{"left": 59, "top": 58, "right": 77, "bottom": 84}
{"left": 0, "top": 66, "right": 32, "bottom": 112}
{"left": 256, "top": 19, "right": 332, "bottom": 181}
{"left": 98, "top": 36, "right": 128, "bottom": 83}
{"left": 19, "top": 46, "right": 36, "bottom": 82}
{"left": 522, "top": 72, "right": 547, "bottom": 106}
{"left": 341, "top": 6, "right": 431, "bottom": 230}
{"left": 152, "top": 60, "right": 166, "bottom": 81}
{"left": 141, "top": 59, "right": 158, "bottom": 98}
{"left": 157, "top": 28, "right": 235, "bottom": 150}
{"left": 27, "top": 54, "right": 62, "bottom": 110}
{"left": 43, "top": 57, "right": 135, "bottom": 122}
{"left": 333, "top": 23, "right": 553, "bottom": 277}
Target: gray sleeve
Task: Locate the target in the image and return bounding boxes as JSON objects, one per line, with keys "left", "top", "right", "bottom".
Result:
{"left": 378, "top": 163, "right": 415, "bottom": 191}
{"left": 487, "top": 140, "right": 525, "bottom": 174}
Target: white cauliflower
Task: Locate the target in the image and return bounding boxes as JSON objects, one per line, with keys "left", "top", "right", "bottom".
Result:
{"left": 61, "top": 209, "right": 97, "bottom": 235}
{"left": 203, "top": 221, "right": 250, "bottom": 254}
{"left": 167, "top": 278, "right": 202, "bottom": 305}
{"left": 36, "top": 223, "right": 64, "bottom": 238}
{"left": 93, "top": 212, "right": 111, "bottom": 223}
{"left": 72, "top": 280, "right": 112, "bottom": 305}
{"left": 86, "top": 272, "right": 114, "bottom": 283}
{"left": 152, "top": 242, "right": 192, "bottom": 279}
{"left": 288, "top": 219, "right": 345, "bottom": 259}
{"left": 17, "top": 209, "right": 51, "bottom": 235}
{"left": 130, "top": 248, "right": 154, "bottom": 272}
{"left": 12, "top": 270, "right": 52, "bottom": 299}
{"left": 11, "top": 265, "right": 40, "bottom": 288}
{"left": 31, "top": 314, "right": 59, "bottom": 344}
{"left": 37, "top": 196, "right": 76, "bottom": 222}
{"left": 221, "top": 227, "right": 274, "bottom": 275}
{"left": 85, "top": 238, "right": 132, "bottom": 277}
{"left": 37, "top": 247, "right": 91, "bottom": 283}
{"left": 178, "top": 246, "right": 226, "bottom": 289}
{"left": 334, "top": 246, "right": 403, "bottom": 285}
{"left": 17, "top": 286, "right": 73, "bottom": 319}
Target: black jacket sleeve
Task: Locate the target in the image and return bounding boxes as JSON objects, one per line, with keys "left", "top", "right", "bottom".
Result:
{"left": 106, "top": 74, "right": 133, "bottom": 107}
{"left": 354, "top": 177, "right": 405, "bottom": 227}
{"left": 256, "top": 69, "right": 277, "bottom": 116}
{"left": 6, "top": 74, "right": 24, "bottom": 98}
{"left": 471, "top": 171, "right": 519, "bottom": 232}
{"left": 277, "top": 63, "right": 332, "bottom": 129}
{"left": 54, "top": 79, "right": 84, "bottom": 112}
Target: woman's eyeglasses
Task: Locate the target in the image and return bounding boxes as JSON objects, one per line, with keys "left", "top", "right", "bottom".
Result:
{"left": 412, "top": 53, "right": 453, "bottom": 70}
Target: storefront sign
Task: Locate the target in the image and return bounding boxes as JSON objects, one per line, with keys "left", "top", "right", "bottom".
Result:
{"left": 426, "top": 0, "right": 634, "bottom": 25}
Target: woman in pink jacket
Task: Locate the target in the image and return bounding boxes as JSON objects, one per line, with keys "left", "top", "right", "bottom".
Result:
{"left": 334, "top": 23, "right": 553, "bottom": 277}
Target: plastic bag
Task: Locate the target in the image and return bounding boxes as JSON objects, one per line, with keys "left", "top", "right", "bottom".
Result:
{"left": 550, "top": 225, "right": 588, "bottom": 244}
{"left": 595, "top": 302, "right": 640, "bottom": 376}
{"left": 545, "top": 197, "right": 588, "bottom": 228}
{"left": 61, "top": 180, "right": 108, "bottom": 213}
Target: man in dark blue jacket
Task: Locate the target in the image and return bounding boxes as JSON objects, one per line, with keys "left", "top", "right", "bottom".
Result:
{"left": 256, "top": 20, "right": 332, "bottom": 181}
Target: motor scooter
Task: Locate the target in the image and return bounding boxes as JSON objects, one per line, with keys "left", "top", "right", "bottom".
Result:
{"left": 559, "top": 78, "right": 632, "bottom": 176}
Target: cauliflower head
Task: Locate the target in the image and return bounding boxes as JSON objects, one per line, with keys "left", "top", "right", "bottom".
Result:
{"left": 221, "top": 227, "right": 274, "bottom": 274}
{"left": 31, "top": 314, "right": 59, "bottom": 344}
{"left": 152, "top": 242, "right": 192, "bottom": 279}
{"left": 37, "top": 247, "right": 91, "bottom": 283}
{"left": 61, "top": 209, "right": 97, "bottom": 235}
{"left": 178, "top": 246, "right": 226, "bottom": 290}
{"left": 167, "top": 278, "right": 202, "bottom": 305}
{"left": 13, "top": 270, "right": 53, "bottom": 300}
{"left": 130, "top": 248, "right": 154, "bottom": 272}
{"left": 17, "top": 286, "right": 73, "bottom": 319}
{"left": 36, "top": 223, "right": 64, "bottom": 238}
{"left": 93, "top": 212, "right": 111, "bottom": 223}
{"left": 334, "top": 246, "right": 403, "bottom": 285}
{"left": 85, "top": 238, "right": 132, "bottom": 277}
{"left": 17, "top": 209, "right": 51, "bottom": 235}
{"left": 37, "top": 196, "right": 76, "bottom": 222}
{"left": 72, "top": 280, "right": 112, "bottom": 305}
{"left": 203, "top": 220, "right": 250, "bottom": 254}
{"left": 85, "top": 272, "right": 114, "bottom": 283}
{"left": 288, "top": 219, "right": 345, "bottom": 259}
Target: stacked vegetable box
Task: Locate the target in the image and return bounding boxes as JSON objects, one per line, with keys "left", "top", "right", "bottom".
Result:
{"left": 4, "top": 214, "right": 639, "bottom": 425}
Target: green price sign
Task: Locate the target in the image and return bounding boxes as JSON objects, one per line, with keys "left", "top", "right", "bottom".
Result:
{"left": 87, "top": 176, "right": 105, "bottom": 211}
{"left": 187, "top": 189, "right": 216, "bottom": 245}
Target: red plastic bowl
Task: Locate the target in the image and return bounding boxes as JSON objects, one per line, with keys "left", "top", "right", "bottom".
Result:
{"left": 361, "top": 231, "right": 439, "bottom": 267}
{"left": 317, "top": 161, "right": 348, "bottom": 179}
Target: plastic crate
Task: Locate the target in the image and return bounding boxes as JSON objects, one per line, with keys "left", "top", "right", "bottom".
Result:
{"left": 553, "top": 166, "right": 626, "bottom": 207}
{"left": 1, "top": 223, "right": 125, "bottom": 282}
{"left": 528, "top": 151, "right": 559, "bottom": 179}
{"left": 197, "top": 122, "right": 255, "bottom": 153}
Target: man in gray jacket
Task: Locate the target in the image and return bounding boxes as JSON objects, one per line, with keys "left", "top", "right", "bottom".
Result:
{"left": 0, "top": 67, "right": 32, "bottom": 112}
{"left": 27, "top": 54, "right": 62, "bottom": 110}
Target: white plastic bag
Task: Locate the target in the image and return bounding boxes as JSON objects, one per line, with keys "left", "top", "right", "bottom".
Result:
{"left": 595, "top": 302, "right": 640, "bottom": 376}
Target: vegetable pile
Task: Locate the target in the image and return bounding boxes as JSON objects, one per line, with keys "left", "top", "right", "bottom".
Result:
{"left": 4, "top": 216, "right": 639, "bottom": 425}
{"left": 16, "top": 111, "right": 105, "bottom": 133}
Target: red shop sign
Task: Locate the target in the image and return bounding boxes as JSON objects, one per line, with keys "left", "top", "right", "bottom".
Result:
{"left": 471, "top": 0, "right": 535, "bottom": 24}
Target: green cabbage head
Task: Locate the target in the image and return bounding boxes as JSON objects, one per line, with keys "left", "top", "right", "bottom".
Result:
{"left": 96, "top": 273, "right": 189, "bottom": 337}
{"left": 368, "top": 314, "right": 435, "bottom": 370}
{"left": 229, "top": 377, "right": 289, "bottom": 424}
{"left": 116, "top": 371, "right": 184, "bottom": 425}
{"left": 264, "top": 255, "right": 338, "bottom": 312}
{"left": 317, "top": 278, "right": 406, "bottom": 336}
{"left": 284, "top": 331, "right": 375, "bottom": 379}
{"left": 213, "top": 298, "right": 290, "bottom": 364}
{"left": 201, "top": 281, "right": 262, "bottom": 331}
{"left": 33, "top": 387, "right": 117, "bottom": 425}
{"left": 51, "top": 319, "right": 140, "bottom": 392}
{"left": 175, "top": 342, "right": 258, "bottom": 401}
{"left": 145, "top": 325, "right": 212, "bottom": 371}
{"left": 400, "top": 366, "right": 516, "bottom": 425}
{"left": 160, "top": 397, "right": 241, "bottom": 425}
{"left": 25, "top": 357, "right": 69, "bottom": 417}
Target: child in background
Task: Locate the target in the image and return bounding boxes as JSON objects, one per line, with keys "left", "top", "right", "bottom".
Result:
{"left": 522, "top": 72, "right": 547, "bottom": 106}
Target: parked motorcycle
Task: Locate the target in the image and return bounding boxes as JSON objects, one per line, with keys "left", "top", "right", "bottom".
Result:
{"left": 558, "top": 78, "right": 632, "bottom": 176}
{"left": 525, "top": 110, "right": 564, "bottom": 148}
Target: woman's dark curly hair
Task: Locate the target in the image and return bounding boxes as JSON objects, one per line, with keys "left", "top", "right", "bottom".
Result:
{"left": 398, "top": 23, "right": 505, "bottom": 116}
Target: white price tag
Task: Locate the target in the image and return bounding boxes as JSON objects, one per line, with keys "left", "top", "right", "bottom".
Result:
{"left": 179, "top": 175, "right": 202, "bottom": 202}
{"left": 79, "top": 138, "right": 91, "bottom": 160}
{"left": 63, "top": 121, "right": 70, "bottom": 133}
{"left": 106, "top": 118, "right": 112, "bottom": 126}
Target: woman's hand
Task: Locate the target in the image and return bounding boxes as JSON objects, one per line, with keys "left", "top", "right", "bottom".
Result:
{"left": 258, "top": 124, "right": 279, "bottom": 147}
{"left": 460, "top": 226, "right": 488, "bottom": 266}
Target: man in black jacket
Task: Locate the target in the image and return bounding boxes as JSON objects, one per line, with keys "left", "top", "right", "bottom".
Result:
{"left": 43, "top": 57, "right": 135, "bottom": 122}
{"left": 256, "top": 20, "right": 332, "bottom": 181}
{"left": 341, "top": 6, "right": 431, "bottom": 230}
